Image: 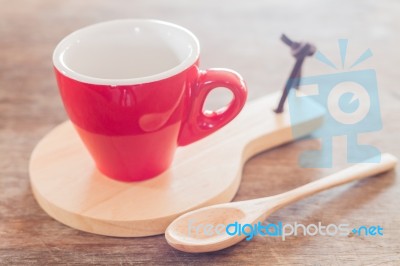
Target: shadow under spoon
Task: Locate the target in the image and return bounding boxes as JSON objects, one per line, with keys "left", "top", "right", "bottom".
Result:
{"left": 165, "top": 153, "right": 397, "bottom": 253}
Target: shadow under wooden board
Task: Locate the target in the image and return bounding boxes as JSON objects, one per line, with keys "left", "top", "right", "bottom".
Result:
{"left": 29, "top": 91, "right": 324, "bottom": 237}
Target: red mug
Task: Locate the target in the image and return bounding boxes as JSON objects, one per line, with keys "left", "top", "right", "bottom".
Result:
{"left": 53, "top": 19, "right": 247, "bottom": 182}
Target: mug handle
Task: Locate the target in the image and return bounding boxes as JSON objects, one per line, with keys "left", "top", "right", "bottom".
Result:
{"left": 178, "top": 68, "right": 247, "bottom": 146}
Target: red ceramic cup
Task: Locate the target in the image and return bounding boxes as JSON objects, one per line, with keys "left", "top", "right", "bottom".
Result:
{"left": 53, "top": 19, "right": 247, "bottom": 182}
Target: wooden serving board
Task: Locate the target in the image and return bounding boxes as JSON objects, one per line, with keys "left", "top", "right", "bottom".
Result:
{"left": 29, "top": 92, "right": 324, "bottom": 237}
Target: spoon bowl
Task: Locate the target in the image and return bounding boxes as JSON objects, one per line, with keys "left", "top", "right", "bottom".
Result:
{"left": 166, "top": 202, "right": 264, "bottom": 253}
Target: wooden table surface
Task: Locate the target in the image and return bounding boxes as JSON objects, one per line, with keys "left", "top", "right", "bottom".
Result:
{"left": 1, "top": 0, "right": 400, "bottom": 265}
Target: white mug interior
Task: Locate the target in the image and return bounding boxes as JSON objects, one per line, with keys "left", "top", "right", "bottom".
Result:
{"left": 53, "top": 19, "right": 200, "bottom": 85}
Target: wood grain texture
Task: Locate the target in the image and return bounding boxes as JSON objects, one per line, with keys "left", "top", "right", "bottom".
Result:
{"left": 1, "top": 0, "right": 400, "bottom": 265}
{"left": 29, "top": 93, "right": 323, "bottom": 237}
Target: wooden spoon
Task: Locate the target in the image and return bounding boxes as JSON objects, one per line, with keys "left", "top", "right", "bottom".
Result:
{"left": 165, "top": 153, "right": 397, "bottom": 253}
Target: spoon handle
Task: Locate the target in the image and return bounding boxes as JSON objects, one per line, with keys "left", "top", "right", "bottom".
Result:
{"left": 268, "top": 153, "right": 397, "bottom": 210}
